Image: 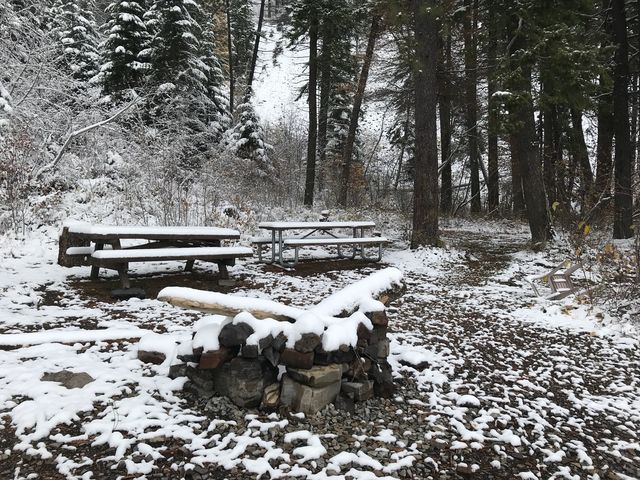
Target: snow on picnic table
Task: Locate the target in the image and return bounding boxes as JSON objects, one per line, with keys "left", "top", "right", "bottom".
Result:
{"left": 0, "top": 221, "right": 638, "bottom": 480}
{"left": 66, "top": 223, "right": 241, "bottom": 238}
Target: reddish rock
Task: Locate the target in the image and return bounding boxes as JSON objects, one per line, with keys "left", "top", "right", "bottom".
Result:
{"left": 358, "top": 323, "right": 371, "bottom": 348}
{"left": 138, "top": 350, "right": 166, "bottom": 365}
{"left": 368, "top": 310, "right": 388, "bottom": 327}
{"left": 280, "top": 348, "right": 314, "bottom": 369}
{"left": 294, "top": 333, "right": 321, "bottom": 353}
{"left": 199, "top": 347, "right": 234, "bottom": 369}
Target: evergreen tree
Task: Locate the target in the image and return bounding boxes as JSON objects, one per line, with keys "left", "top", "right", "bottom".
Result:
{"left": 228, "top": 0, "right": 254, "bottom": 84}
{"left": 145, "top": 0, "right": 207, "bottom": 96}
{"left": 228, "top": 93, "right": 272, "bottom": 174}
{"left": 145, "top": 0, "right": 229, "bottom": 146}
{"left": 49, "top": 0, "right": 100, "bottom": 82}
{"left": 99, "top": 0, "right": 150, "bottom": 99}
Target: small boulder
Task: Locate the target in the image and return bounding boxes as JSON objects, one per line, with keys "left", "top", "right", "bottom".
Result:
{"left": 261, "top": 382, "right": 280, "bottom": 410}
{"left": 41, "top": 370, "right": 94, "bottom": 389}
{"left": 280, "top": 374, "right": 341, "bottom": 415}
{"left": 199, "top": 347, "right": 234, "bottom": 369}
{"left": 138, "top": 350, "right": 166, "bottom": 365}
{"left": 287, "top": 364, "right": 342, "bottom": 388}
{"left": 341, "top": 380, "right": 374, "bottom": 402}
{"left": 280, "top": 348, "right": 314, "bottom": 369}
{"left": 219, "top": 323, "right": 254, "bottom": 348}
{"left": 294, "top": 333, "right": 321, "bottom": 353}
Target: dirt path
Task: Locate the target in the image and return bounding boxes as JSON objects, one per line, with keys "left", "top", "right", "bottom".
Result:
{"left": 390, "top": 229, "right": 640, "bottom": 479}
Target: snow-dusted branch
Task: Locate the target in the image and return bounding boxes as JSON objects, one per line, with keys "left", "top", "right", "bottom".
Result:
{"left": 32, "top": 99, "right": 139, "bottom": 180}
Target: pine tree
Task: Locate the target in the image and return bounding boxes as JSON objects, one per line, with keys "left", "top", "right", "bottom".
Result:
{"left": 145, "top": 0, "right": 207, "bottom": 96}
{"left": 144, "top": 0, "right": 230, "bottom": 147}
{"left": 228, "top": 0, "right": 254, "bottom": 85}
{"left": 99, "top": 0, "right": 150, "bottom": 99}
{"left": 49, "top": 0, "right": 100, "bottom": 82}
{"left": 228, "top": 93, "right": 272, "bottom": 174}
{"left": 197, "top": 4, "right": 232, "bottom": 138}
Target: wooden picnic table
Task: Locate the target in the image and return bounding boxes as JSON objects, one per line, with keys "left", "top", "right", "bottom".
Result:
{"left": 255, "top": 220, "right": 388, "bottom": 267}
{"left": 61, "top": 224, "right": 251, "bottom": 288}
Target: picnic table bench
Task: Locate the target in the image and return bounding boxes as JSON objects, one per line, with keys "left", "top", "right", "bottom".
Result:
{"left": 253, "top": 221, "right": 389, "bottom": 268}
{"left": 58, "top": 224, "right": 252, "bottom": 288}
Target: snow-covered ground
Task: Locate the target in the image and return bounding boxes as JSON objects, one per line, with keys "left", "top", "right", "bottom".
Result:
{"left": 0, "top": 219, "right": 638, "bottom": 480}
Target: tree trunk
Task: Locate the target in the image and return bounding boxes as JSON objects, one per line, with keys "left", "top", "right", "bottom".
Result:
{"left": 542, "top": 96, "right": 558, "bottom": 205}
{"left": 487, "top": 0, "right": 499, "bottom": 212}
{"left": 226, "top": 0, "right": 234, "bottom": 112}
{"left": 463, "top": 0, "right": 481, "bottom": 213}
{"left": 507, "top": 27, "right": 551, "bottom": 244}
{"left": 612, "top": 0, "right": 634, "bottom": 238}
{"left": 595, "top": 1, "right": 614, "bottom": 205}
{"left": 411, "top": 0, "right": 439, "bottom": 247}
{"left": 438, "top": 34, "right": 452, "bottom": 214}
{"left": 317, "top": 36, "right": 331, "bottom": 192}
{"left": 303, "top": 11, "right": 318, "bottom": 206}
{"left": 569, "top": 108, "right": 593, "bottom": 209}
{"left": 338, "top": 13, "right": 382, "bottom": 207}
{"left": 245, "top": 0, "right": 266, "bottom": 96}
{"left": 509, "top": 134, "right": 526, "bottom": 216}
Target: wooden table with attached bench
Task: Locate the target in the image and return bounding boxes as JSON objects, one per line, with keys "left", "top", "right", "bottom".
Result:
{"left": 252, "top": 221, "right": 389, "bottom": 268}
{"left": 58, "top": 225, "right": 252, "bottom": 289}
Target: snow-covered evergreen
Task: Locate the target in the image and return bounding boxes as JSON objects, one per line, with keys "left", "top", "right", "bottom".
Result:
{"left": 228, "top": 94, "right": 272, "bottom": 174}
{"left": 49, "top": 0, "right": 100, "bottom": 82}
{"left": 228, "top": 0, "right": 255, "bottom": 84}
{"left": 144, "top": 0, "right": 207, "bottom": 95}
{"left": 144, "top": 0, "right": 229, "bottom": 141}
{"left": 98, "top": 0, "right": 150, "bottom": 99}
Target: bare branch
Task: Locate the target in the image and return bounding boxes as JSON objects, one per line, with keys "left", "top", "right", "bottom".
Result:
{"left": 32, "top": 99, "right": 139, "bottom": 180}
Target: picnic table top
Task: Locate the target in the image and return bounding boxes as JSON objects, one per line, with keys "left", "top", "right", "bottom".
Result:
{"left": 92, "top": 246, "right": 253, "bottom": 260}
{"left": 66, "top": 224, "right": 240, "bottom": 241}
{"left": 258, "top": 221, "right": 375, "bottom": 230}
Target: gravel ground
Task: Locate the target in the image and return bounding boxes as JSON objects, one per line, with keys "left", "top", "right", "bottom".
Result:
{"left": 0, "top": 226, "right": 638, "bottom": 479}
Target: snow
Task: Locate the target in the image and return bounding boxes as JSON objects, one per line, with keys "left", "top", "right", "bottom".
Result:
{"left": 92, "top": 246, "right": 253, "bottom": 260}
{"left": 258, "top": 221, "right": 376, "bottom": 229}
{"left": 0, "top": 218, "right": 638, "bottom": 479}
{"left": 0, "top": 328, "right": 150, "bottom": 346}
{"left": 158, "top": 287, "right": 304, "bottom": 319}
{"left": 66, "top": 224, "right": 240, "bottom": 238}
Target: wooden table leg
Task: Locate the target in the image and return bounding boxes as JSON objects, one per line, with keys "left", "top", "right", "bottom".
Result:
{"left": 185, "top": 259, "right": 195, "bottom": 272}
{"left": 217, "top": 261, "right": 229, "bottom": 279}
{"left": 90, "top": 242, "right": 104, "bottom": 279}
{"left": 117, "top": 266, "right": 131, "bottom": 289}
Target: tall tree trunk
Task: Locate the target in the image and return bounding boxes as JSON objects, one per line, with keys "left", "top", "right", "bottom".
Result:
{"left": 487, "top": 0, "right": 499, "bottom": 212}
{"left": 303, "top": 11, "right": 319, "bottom": 206}
{"left": 317, "top": 36, "right": 331, "bottom": 192}
{"left": 245, "top": 0, "right": 266, "bottom": 96}
{"left": 439, "top": 34, "right": 452, "bottom": 214}
{"left": 595, "top": 0, "right": 614, "bottom": 205}
{"left": 395, "top": 105, "right": 411, "bottom": 190}
{"left": 509, "top": 134, "right": 526, "bottom": 216}
{"left": 411, "top": 0, "right": 439, "bottom": 247}
{"left": 612, "top": 0, "right": 634, "bottom": 238}
{"left": 542, "top": 95, "right": 558, "bottom": 205}
{"left": 569, "top": 108, "right": 594, "bottom": 210}
{"left": 595, "top": 75, "right": 615, "bottom": 203}
{"left": 339, "top": 13, "right": 382, "bottom": 207}
{"left": 463, "top": 0, "right": 481, "bottom": 213}
{"left": 507, "top": 26, "right": 551, "bottom": 244}
{"left": 226, "top": 0, "right": 234, "bottom": 112}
